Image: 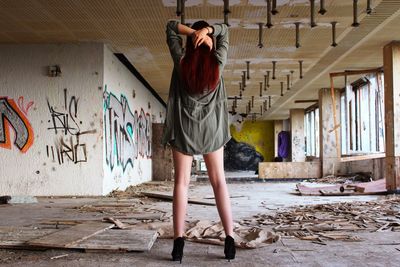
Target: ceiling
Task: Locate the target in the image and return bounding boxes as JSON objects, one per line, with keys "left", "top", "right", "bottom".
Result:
{"left": 1, "top": 0, "right": 399, "bottom": 120}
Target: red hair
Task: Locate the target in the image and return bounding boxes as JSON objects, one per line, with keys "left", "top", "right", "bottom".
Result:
{"left": 180, "top": 21, "right": 220, "bottom": 95}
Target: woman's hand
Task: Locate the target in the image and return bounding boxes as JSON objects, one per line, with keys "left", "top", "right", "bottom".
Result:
{"left": 192, "top": 28, "right": 209, "bottom": 49}
{"left": 202, "top": 35, "right": 213, "bottom": 51}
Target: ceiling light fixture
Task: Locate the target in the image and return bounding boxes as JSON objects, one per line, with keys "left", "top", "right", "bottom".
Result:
{"left": 280, "top": 81, "right": 284, "bottom": 96}
{"left": 246, "top": 61, "right": 250, "bottom": 79}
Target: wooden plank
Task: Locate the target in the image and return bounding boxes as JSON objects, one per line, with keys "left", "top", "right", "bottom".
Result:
{"left": 0, "top": 227, "right": 56, "bottom": 249}
{"left": 142, "top": 191, "right": 216, "bottom": 206}
{"left": 259, "top": 162, "right": 321, "bottom": 179}
{"left": 73, "top": 229, "right": 158, "bottom": 252}
{"left": 27, "top": 222, "right": 113, "bottom": 248}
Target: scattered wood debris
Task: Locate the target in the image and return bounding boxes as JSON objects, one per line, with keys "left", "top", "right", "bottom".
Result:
{"left": 0, "top": 223, "right": 158, "bottom": 252}
{"left": 250, "top": 196, "right": 400, "bottom": 243}
{"left": 296, "top": 179, "right": 386, "bottom": 196}
{"left": 314, "top": 172, "right": 372, "bottom": 184}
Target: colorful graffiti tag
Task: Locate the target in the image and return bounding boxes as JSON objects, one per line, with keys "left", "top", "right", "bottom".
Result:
{"left": 103, "top": 87, "right": 151, "bottom": 172}
{"left": 46, "top": 88, "right": 96, "bottom": 165}
{"left": 0, "top": 97, "right": 34, "bottom": 153}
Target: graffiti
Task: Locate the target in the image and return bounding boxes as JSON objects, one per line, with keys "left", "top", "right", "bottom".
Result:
{"left": 103, "top": 87, "right": 151, "bottom": 172}
{"left": 47, "top": 88, "right": 82, "bottom": 135}
{"left": 0, "top": 97, "right": 34, "bottom": 153}
{"left": 46, "top": 136, "right": 87, "bottom": 165}
{"left": 46, "top": 88, "right": 96, "bottom": 165}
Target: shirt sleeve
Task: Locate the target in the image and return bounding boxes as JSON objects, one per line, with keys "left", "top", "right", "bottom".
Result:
{"left": 211, "top": 23, "right": 229, "bottom": 70}
{"left": 166, "top": 20, "right": 184, "bottom": 66}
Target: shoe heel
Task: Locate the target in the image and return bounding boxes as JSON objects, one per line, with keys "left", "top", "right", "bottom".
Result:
{"left": 224, "top": 235, "right": 236, "bottom": 261}
{"left": 171, "top": 237, "right": 185, "bottom": 263}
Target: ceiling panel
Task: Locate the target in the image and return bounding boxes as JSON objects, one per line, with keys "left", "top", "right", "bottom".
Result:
{"left": 0, "top": 0, "right": 399, "bottom": 120}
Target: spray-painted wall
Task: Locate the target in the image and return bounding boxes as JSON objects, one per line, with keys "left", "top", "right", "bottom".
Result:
{"left": 0, "top": 43, "right": 104, "bottom": 195}
{"left": 102, "top": 48, "right": 165, "bottom": 194}
{"left": 230, "top": 120, "right": 275, "bottom": 162}
{"left": 0, "top": 43, "right": 166, "bottom": 196}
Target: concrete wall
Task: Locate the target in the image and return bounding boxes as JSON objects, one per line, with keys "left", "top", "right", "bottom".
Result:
{"left": 0, "top": 43, "right": 104, "bottom": 196}
{"left": 230, "top": 120, "right": 274, "bottom": 162}
{"left": 0, "top": 43, "right": 166, "bottom": 196}
{"left": 290, "top": 109, "right": 306, "bottom": 162}
{"left": 102, "top": 48, "right": 165, "bottom": 194}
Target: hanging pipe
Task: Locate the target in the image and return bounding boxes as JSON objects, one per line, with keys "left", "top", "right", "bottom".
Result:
{"left": 271, "top": 0, "right": 278, "bottom": 15}
{"left": 258, "top": 23, "right": 264, "bottom": 48}
{"left": 295, "top": 22, "right": 301, "bottom": 48}
{"left": 310, "top": 0, "right": 317, "bottom": 28}
{"left": 352, "top": 0, "right": 360, "bottom": 27}
{"left": 299, "top": 60, "right": 303, "bottom": 79}
{"left": 272, "top": 61, "right": 277, "bottom": 80}
{"left": 319, "top": 0, "right": 327, "bottom": 15}
{"left": 331, "top": 21, "right": 337, "bottom": 47}
{"left": 266, "top": 0, "right": 273, "bottom": 28}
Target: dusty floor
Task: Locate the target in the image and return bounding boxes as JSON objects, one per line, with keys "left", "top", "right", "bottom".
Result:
{"left": 1, "top": 181, "right": 399, "bottom": 267}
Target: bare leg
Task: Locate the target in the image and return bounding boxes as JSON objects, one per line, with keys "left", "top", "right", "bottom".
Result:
{"left": 172, "top": 149, "right": 193, "bottom": 239}
{"left": 203, "top": 147, "right": 234, "bottom": 236}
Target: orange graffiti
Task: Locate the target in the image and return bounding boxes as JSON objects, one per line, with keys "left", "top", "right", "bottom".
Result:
{"left": 0, "top": 97, "right": 34, "bottom": 153}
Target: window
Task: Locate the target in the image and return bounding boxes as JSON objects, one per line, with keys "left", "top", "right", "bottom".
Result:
{"left": 305, "top": 107, "right": 320, "bottom": 157}
{"left": 340, "top": 74, "right": 385, "bottom": 155}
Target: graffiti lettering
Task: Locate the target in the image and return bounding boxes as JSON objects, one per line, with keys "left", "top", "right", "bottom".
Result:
{"left": 103, "top": 87, "right": 151, "bottom": 172}
{"left": 46, "top": 135, "right": 87, "bottom": 165}
{"left": 47, "top": 88, "right": 81, "bottom": 135}
{"left": 0, "top": 97, "right": 34, "bottom": 153}
{"left": 46, "top": 88, "right": 95, "bottom": 165}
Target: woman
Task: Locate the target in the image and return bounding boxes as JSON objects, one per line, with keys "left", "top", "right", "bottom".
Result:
{"left": 162, "top": 19, "right": 235, "bottom": 262}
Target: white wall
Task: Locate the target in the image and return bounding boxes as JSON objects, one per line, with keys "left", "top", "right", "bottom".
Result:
{"left": 0, "top": 43, "right": 166, "bottom": 196}
{"left": 102, "top": 47, "right": 165, "bottom": 194}
{"left": 0, "top": 43, "right": 104, "bottom": 196}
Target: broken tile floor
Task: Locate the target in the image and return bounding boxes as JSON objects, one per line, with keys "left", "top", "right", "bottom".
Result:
{"left": 1, "top": 180, "right": 400, "bottom": 267}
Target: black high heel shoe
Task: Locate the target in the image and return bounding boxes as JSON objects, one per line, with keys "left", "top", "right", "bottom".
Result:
{"left": 224, "top": 235, "right": 236, "bottom": 261}
{"left": 171, "top": 237, "right": 185, "bottom": 263}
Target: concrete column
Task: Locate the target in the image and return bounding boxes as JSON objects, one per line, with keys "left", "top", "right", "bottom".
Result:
{"left": 290, "top": 109, "right": 306, "bottom": 162}
{"left": 319, "top": 88, "right": 341, "bottom": 176}
{"left": 274, "top": 120, "right": 283, "bottom": 158}
{"left": 384, "top": 41, "right": 400, "bottom": 193}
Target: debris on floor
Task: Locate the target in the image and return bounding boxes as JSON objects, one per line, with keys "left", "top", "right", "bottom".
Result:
{"left": 314, "top": 172, "right": 372, "bottom": 184}
{"left": 295, "top": 179, "right": 386, "bottom": 196}
{"left": 0, "top": 222, "right": 158, "bottom": 252}
{"left": 253, "top": 195, "right": 400, "bottom": 243}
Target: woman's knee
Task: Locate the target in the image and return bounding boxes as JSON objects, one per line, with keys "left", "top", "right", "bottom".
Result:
{"left": 174, "top": 174, "right": 191, "bottom": 188}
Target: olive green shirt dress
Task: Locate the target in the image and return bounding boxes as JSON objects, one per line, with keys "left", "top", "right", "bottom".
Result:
{"left": 162, "top": 20, "right": 231, "bottom": 155}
